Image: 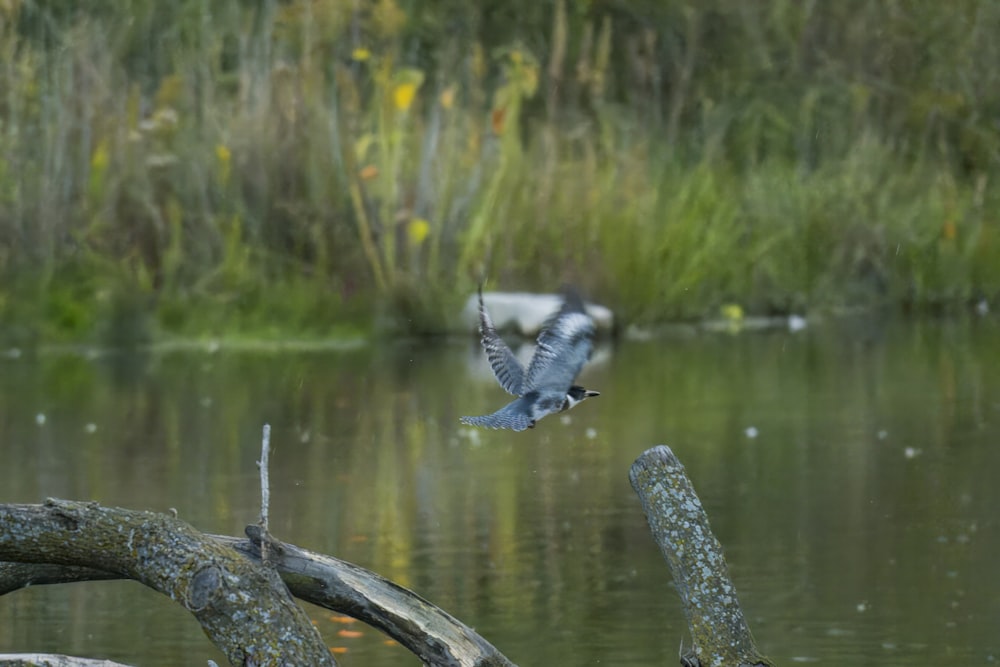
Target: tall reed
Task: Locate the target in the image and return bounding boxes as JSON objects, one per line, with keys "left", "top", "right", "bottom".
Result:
{"left": 0, "top": 0, "right": 997, "bottom": 343}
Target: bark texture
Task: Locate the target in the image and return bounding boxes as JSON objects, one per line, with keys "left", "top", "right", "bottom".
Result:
{"left": 0, "top": 500, "right": 335, "bottom": 667}
{"left": 629, "top": 446, "right": 773, "bottom": 667}
{"left": 0, "top": 562, "right": 117, "bottom": 594}
{"left": 0, "top": 654, "right": 133, "bottom": 666}
{"left": 234, "top": 526, "right": 516, "bottom": 667}
{"left": 0, "top": 522, "right": 515, "bottom": 667}
{"left": 3, "top": 445, "right": 773, "bottom": 667}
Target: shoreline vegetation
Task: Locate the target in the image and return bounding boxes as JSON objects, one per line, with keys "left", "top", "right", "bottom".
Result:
{"left": 1, "top": 1, "right": 998, "bottom": 346}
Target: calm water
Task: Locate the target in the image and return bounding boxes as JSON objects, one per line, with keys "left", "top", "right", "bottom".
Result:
{"left": 1, "top": 318, "right": 998, "bottom": 665}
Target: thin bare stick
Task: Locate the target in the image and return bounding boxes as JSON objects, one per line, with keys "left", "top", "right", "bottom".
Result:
{"left": 257, "top": 424, "right": 271, "bottom": 564}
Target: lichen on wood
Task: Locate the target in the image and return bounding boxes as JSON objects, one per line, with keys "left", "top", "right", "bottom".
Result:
{"left": 234, "top": 526, "right": 517, "bottom": 667}
{"left": 2, "top": 445, "right": 775, "bottom": 667}
{"left": 0, "top": 653, "right": 135, "bottom": 666}
{"left": 629, "top": 446, "right": 773, "bottom": 667}
{"left": 0, "top": 500, "right": 335, "bottom": 667}
{"left": 0, "top": 521, "right": 515, "bottom": 667}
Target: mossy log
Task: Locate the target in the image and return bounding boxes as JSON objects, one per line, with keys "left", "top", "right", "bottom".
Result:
{"left": 230, "top": 526, "right": 516, "bottom": 667}
{"left": 0, "top": 562, "right": 118, "bottom": 594}
{"left": 0, "top": 654, "right": 134, "bottom": 666}
{"left": 0, "top": 511, "right": 516, "bottom": 667}
{"left": 0, "top": 499, "right": 336, "bottom": 667}
{"left": 629, "top": 446, "right": 774, "bottom": 667}
{"left": 3, "top": 446, "right": 774, "bottom": 667}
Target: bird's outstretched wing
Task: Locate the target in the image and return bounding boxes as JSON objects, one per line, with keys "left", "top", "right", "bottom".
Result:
{"left": 524, "top": 289, "right": 595, "bottom": 393}
{"left": 460, "top": 396, "right": 535, "bottom": 432}
{"left": 476, "top": 286, "right": 525, "bottom": 396}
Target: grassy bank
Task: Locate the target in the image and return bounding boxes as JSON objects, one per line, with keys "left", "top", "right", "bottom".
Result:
{"left": 0, "top": 1, "right": 998, "bottom": 345}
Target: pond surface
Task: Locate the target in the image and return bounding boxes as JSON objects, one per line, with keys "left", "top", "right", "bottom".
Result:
{"left": 1, "top": 317, "right": 998, "bottom": 665}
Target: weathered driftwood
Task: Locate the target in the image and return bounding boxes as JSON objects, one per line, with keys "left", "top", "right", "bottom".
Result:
{"left": 0, "top": 525, "right": 516, "bottom": 667}
{"left": 0, "top": 654, "right": 133, "bottom": 666}
{"left": 0, "top": 500, "right": 335, "bottom": 667}
{"left": 233, "top": 526, "right": 516, "bottom": 667}
{"left": 0, "top": 562, "right": 118, "bottom": 595}
{"left": 3, "top": 445, "right": 773, "bottom": 667}
{"left": 629, "top": 445, "right": 773, "bottom": 667}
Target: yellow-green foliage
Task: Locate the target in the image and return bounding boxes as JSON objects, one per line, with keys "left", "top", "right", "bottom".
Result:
{"left": 0, "top": 0, "right": 998, "bottom": 343}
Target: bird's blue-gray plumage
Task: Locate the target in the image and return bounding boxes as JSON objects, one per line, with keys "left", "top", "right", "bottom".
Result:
{"left": 461, "top": 288, "right": 599, "bottom": 431}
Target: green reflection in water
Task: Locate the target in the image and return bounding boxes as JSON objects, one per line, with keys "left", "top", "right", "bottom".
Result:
{"left": 1, "top": 318, "right": 999, "bottom": 665}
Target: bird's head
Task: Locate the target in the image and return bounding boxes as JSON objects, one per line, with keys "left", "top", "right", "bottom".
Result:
{"left": 565, "top": 384, "right": 600, "bottom": 410}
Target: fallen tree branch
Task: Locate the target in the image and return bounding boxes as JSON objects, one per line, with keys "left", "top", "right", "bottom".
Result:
{"left": 0, "top": 528, "right": 516, "bottom": 667}
{"left": 234, "top": 526, "right": 516, "bottom": 667}
{"left": 0, "top": 654, "right": 134, "bottom": 666}
{"left": 3, "top": 445, "right": 768, "bottom": 667}
{"left": 0, "top": 562, "right": 117, "bottom": 595}
{"left": 629, "top": 446, "right": 773, "bottom": 667}
{"left": 0, "top": 500, "right": 335, "bottom": 667}
{"left": 1, "top": 424, "right": 514, "bottom": 667}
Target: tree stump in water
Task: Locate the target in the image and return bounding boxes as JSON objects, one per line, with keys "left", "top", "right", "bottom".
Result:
{"left": 1, "top": 446, "right": 774, "bottom": 667}
{"left": 630, "top": 445, "right": 773, "bottom": 667}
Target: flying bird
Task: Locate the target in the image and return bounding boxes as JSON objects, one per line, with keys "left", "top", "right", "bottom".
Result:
{"left": 461, "top": 287, "right": 600, "bottom": 431}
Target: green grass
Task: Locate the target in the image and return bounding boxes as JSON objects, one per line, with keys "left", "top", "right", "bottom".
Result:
{"left": 0, "top": 0, "right": 998, "bottom": 346}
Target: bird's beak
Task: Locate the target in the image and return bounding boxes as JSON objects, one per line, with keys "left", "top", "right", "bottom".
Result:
{"left": 585, "top": 390, "right": 601, "bottom": 398}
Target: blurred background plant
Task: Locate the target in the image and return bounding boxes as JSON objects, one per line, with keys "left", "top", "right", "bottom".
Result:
{"left": 0, "top": 0, "right": 997, "bottom": 344}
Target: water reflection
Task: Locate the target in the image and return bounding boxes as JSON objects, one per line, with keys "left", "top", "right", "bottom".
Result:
{"left": 1, "top": 318, "right": 998, "bottom": 665}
